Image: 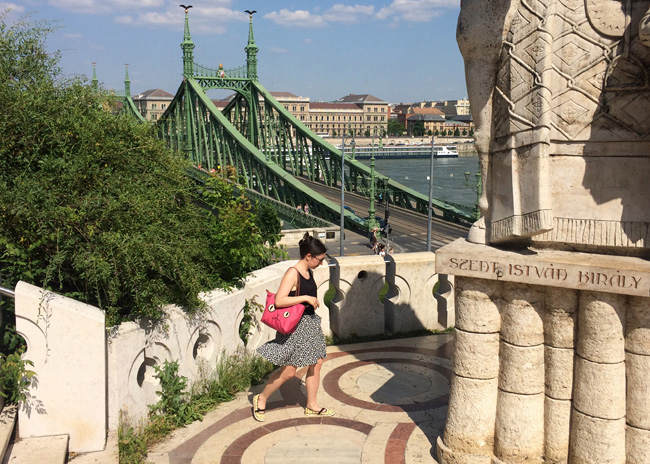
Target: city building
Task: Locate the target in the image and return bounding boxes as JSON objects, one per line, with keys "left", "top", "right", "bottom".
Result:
{"left": 132, "top": 89, "right": 174, "bottom": 121}
{"left": 405, "top": 113, "right": 446, "bottom": 136}
{"left": 432, "top": 98, "right": 471, "bottom": 118}
{"left": 335, "top": 94, "right": 389, "bottom": 137}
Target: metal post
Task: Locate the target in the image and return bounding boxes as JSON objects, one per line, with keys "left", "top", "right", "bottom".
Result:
{"left": 340, "top": 131, "right": 346, "bottom": 256}
{"left": 426, "top": 134, "right": 435, "bottom": 251}
{"left": 368, "top": 129, "right": 379, "bottom": 233}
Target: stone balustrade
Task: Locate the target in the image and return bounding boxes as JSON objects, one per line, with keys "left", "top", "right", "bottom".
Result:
{"left": 13, "top": 252, "right": 452, "bottom": 453}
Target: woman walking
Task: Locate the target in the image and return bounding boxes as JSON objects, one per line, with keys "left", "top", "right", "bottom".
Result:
{"left": 253, "top": 233, "right": 333, "bottom": 421}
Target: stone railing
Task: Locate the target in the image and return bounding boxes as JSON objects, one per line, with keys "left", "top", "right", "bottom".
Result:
{"left": 13, "top": 252, "right": 452, "bottom": 453}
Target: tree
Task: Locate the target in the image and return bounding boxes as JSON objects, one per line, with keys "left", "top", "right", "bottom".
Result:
{"left": 462, "top": 129, "right": 467, "bottom": 136}
{"left": 413, "top": 121, "right": 426, "bottom": 137}
{"left": 454, "top": 128, "right": 461, "bottom": 137}
{"left": 364, "top": 129, "right": 371, "bottom": 137}
{"left": 387, "top": 120, "right": 404, "bottom": 136}
{"left": 0, "top": 14, "right": 284, "bottom": 325}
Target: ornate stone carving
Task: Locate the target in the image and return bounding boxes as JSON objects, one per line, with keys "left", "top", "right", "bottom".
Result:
{"left": 459, "top": 0, "right": 650, "bottom": 251}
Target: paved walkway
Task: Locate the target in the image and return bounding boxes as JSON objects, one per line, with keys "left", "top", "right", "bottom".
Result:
{"left": 146, "top": 334, "right": 453, "bottom": 464}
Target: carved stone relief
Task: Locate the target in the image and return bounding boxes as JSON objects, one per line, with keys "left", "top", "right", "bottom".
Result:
{"left": 460, "top": 0, "right": 650, "bottom": 251}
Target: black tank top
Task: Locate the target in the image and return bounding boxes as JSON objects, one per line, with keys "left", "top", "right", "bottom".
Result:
{"left": 289, "top": 269, "right": 317, "bottom": 315}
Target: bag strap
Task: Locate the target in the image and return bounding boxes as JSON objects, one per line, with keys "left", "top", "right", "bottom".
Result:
{"left": 291, "top": 267, "right": 301, "bottom": 297}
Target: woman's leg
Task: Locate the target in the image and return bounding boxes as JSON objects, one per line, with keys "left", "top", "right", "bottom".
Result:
{"left": 257, "top": 365, "right": 297, "bottom": 411}
{"left": 305, "top": 358, "right": 324, "bottom": 410}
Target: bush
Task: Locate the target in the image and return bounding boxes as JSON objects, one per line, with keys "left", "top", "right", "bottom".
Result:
{"left": 0, "top": 13, "right": 284, "bottom": 325}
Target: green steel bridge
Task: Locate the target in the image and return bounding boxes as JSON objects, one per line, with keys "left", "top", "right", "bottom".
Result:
{"left": 112, "top": 10, "right": 476, "bottom": 232}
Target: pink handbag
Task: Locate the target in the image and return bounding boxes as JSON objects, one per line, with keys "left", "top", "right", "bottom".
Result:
{"left": 261, "top": 271, "right": 305, "bottom": 334}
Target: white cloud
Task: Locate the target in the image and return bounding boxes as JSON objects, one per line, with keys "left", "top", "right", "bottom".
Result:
{"left": 376, "top": 0, "right": 458, "bottom": 22}
{"left": 136, "top": 10, "right": 180, "bottom": 26}
{"left": 0, "top": 2, "right": 25, "bottom": 13}
{"left": 114, "top": 15, "right": 133, "bottom": 24}
{"left": 323, "top": 4, "right": 375, "bottom": 23}
{"left": 47, "top": 0, "right": 165, "bottom": 14}
{"left": 264, "top": 9, "right": 326, "bottom": 28}
{"left": 110, "top": 4, "right": 238, "bottom": 34}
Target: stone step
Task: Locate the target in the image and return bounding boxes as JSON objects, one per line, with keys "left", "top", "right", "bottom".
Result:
{"left": 2, "top": 434, "right": 68, "bottom": 464}
{"left": 0, "top": 406, "right": 17, "bottom": 462}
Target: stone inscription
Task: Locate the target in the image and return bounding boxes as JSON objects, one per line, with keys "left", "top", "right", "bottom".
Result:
{"left": 445, "top": 257, "right": 647, "bottom": 295}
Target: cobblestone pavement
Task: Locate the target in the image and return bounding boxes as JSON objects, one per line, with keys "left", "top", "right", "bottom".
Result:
{"left": 147, "top": 334, "right": 453, "bottom": 464}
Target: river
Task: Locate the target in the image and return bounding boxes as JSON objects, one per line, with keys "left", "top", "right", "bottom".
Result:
{"left": 358, "top": 154, "right": 480, "bottom": 210}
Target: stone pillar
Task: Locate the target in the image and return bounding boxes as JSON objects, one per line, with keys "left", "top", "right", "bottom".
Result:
{"left": 435, "top": 239, "right": 650, "bottom": 464}
{"left": 626, "top": 296, "right": 650, "bottom": 464}
{"left": 437, "top": 277, "right": 500, "bottom": 464}
{"left": 494, "top": 283, "right": 545, "bottom": 464}
{"left": 571, "top": 292, "right": 627, "bottom": 464}
{"left": 543, "top": 288, "right": 577, "bottom": 464}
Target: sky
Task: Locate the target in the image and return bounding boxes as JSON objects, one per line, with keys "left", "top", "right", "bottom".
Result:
{"left": 6, "top": 0, "right": 466, "bottom": 104}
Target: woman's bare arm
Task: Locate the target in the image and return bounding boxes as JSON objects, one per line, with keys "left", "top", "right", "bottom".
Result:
{"left": 274, "top": 267, "right": 319, "bottom": 309}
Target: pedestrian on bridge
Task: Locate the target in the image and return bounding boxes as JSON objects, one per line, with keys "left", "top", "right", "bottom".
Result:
{"left": 253, "top": 233, "right": 333, "bottom": 421}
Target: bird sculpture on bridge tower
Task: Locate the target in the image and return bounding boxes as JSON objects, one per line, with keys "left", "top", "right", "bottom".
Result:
{"left": 180, "top": 4, "right": 192, "bottom": 13}
{"left": 245, "top": 10, "right": 257, "bottom": 17}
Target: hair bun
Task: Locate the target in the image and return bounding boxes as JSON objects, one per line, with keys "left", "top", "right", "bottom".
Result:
{"left": 299, "top": 232, "right": 312, "bottom": 247}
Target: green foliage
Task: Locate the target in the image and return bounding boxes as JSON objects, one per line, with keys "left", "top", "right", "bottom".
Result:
{"left": 454, "top": 128, "right": 461, "bottom": 137}
{"left": 118, "top": 413, "right": 148, "bottom": 464}
{"left": 413, "top": 121, "right": 426, "bottom": 136}
{"left": 119, "top": 350, "right": 274, "bottom": 463}
{"left": 239, "top": 297, "right": 263, "bottom": 345}
{"left": 387, "top": 120, "right": 404, "bottom": 136}
{"left": 0, "top": 14, "right": 285, "bottom": 325}
{"left": 0, "top": 350, "right": 36, "bottom": 404}
{"left": 190, "top": 350, "right": 273, "bottom": 412}
{"left": 149, "top": 360, "right": 202, "bottom": 429}
{"left": 253, "top": 201, "right": 282, "bottom": 247}
{"left": 201, "top": 176, "right": 284, "bottom": 284}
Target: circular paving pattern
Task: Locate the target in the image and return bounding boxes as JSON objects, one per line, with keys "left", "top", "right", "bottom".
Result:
{"left": 153, "top": 335, "right": 454, "bottom": 464}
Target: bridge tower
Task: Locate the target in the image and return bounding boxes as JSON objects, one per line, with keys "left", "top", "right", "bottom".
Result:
{"left": 245, "top": 12, "right": 258, "bottom": 81}
{"left": 180, "top": 6, "right": 196, "bottom": 155}
{"left": 91, "top": 62, "right": 98, "bottom": 91}
{"left": 124, "top": 64, "right": 131, "bottom": 98}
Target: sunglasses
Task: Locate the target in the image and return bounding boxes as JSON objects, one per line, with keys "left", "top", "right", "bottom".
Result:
{"left": 313, "top": 255, "right": 327, "bottom": 264}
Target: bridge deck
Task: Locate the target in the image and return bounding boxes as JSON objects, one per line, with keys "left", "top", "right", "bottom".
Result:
{"left": 298, "top": 178, "right": 469, "bottom": 253}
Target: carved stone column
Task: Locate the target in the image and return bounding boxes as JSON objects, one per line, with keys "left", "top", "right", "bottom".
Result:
{"left": 571, "top": 292, "right": 627, "bottom": 463}
{"left": 437, "top": 277, "right": 500, "bottom": 464}
{"left": 626, "top": 297, "right": 650, "bottom": 464}
{"left": 435, "top": 239, "right": 650, "bottom": 464}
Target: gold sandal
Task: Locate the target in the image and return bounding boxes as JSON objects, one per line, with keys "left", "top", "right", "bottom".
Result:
{"left": 253, "top": 394, "right": 266, "bottom": 422}
{"left": 304, "top": 406, "right": 335, "bottom": 417}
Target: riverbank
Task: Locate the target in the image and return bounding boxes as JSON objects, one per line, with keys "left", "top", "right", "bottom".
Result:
{"left": 337, "top": 136, "right": 474, "bottom": 147}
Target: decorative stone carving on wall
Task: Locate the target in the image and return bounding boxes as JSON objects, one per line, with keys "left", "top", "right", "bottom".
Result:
{"left": 459, "top": 0, "right": 650, "bottom": 250}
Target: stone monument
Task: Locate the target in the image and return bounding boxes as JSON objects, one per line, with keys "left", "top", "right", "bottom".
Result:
{"left": 435, "top": 1, "right": 650, "bottom": 463}
{"left": 460, "top": 0, "right": 650, "bottom": 251}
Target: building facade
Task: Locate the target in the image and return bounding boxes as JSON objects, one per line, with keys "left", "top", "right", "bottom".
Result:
{"left": 132, "top": 89, "right": 174, "bottom": 121}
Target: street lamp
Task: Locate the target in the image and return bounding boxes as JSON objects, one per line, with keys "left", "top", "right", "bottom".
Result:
{"left": 426, "top": 134, "right": 435, "bottom": 252}
{"left": 339, "top": 129, "right": 346, "bottom": 256}
{"left": 368, "top": 128, "right": 380, "bottom": 234}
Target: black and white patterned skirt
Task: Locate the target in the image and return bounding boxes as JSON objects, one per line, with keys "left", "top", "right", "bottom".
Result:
{"left": 257, "top": 313, "right": 327, "bottom": 367}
